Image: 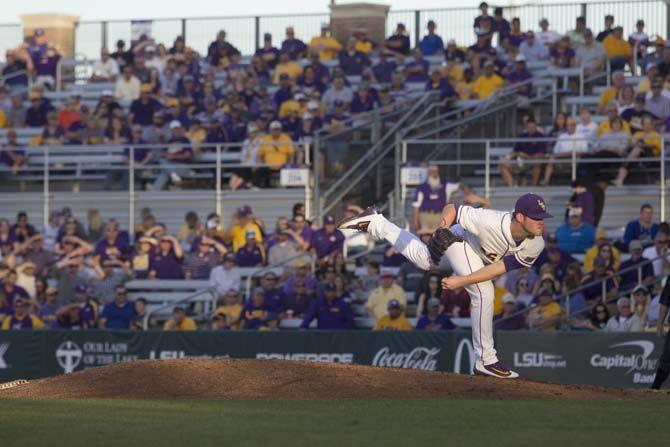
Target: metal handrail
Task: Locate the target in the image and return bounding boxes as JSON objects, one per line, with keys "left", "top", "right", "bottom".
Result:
{"left": 243, "top": 251, "right": 315, "bottom": 301}
{"left": 143, "top": 286, "right": 218, "bottom": 330}
{"left": 496, "top": 252, "right": 667, "bottom": 329}
{"left": 318, "top": 92, "right": 439, "bottom": 217}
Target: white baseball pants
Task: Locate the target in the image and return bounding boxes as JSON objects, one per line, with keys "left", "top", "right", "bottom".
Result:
{"left": 368, "top": 214, "right": 498, "bottom": 365}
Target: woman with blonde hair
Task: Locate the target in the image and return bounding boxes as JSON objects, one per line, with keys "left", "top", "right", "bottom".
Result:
{"left": 87, "top": 209, "right": 104, "bottom": 242}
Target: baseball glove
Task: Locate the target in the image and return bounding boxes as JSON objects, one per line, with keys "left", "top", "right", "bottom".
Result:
{"left": 427, "top": 228, "right": 463, "bottom": 265}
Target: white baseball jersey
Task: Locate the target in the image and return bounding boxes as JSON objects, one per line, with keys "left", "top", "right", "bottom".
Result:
{"left": 453, "top": 205, "right": 545, "bottom": 268}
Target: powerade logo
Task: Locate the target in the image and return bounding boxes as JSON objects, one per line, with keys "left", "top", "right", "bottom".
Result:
{"left": 513, "top": 352, "right": 567, "bottom": 369}
{"left": 372, "top": 347, "right": 439, "bottom": 370}
{"left": 256, "top": 353, "right": 354, "bottom": 363}
{"left": 590, "top": 340, "right": 658, "bottom": 384}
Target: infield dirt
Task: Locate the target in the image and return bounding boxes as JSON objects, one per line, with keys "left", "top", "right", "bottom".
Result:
{"left": 0, "top": 359, "right": 667, "bottom": 400}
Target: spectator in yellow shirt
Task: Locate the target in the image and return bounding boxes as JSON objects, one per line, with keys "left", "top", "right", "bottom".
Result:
{"left": 373, "top": 299, "right": 412, "bottom": 330}
{"left": 272, "top": 51, "right": 303, "bottom": 84}
{"left": 631, "top": 116, "right": 662, "bottom": 157}
{"left": 442, "top": 55, "right": 464, "bottom": 84}
{"left": 163, "top": 306, "right": 197, "bottom": 330}
{"left": 471, "top": 61, "right": 505, "bottom": 99}
{"left": 213, "top": 289, "right": 243, "bottom": 330}
{"left": 353, "top": 26, "right": 376, "bottom": 54}
{"left": 528, "top": 289, "right": 562, "bottom": 330}
{"left": 229, "top": 206, "right": 264, "bottom": 252}
{"left": 583, "top": 229, "right": 621, "bottom": 272}
{"left": 603, "top": 26, "right": 634, "bottom": 73}
{"left": 455, "top": 68, "right": 476, "bottom": 99}
{"left": 259, "top": 121, "right": 295, "bottom": 171}
{"left": 365, "top": 269, "right": 407, "bottom": 319}
{"left": 597, "top": 103, "right": 631, "bottom": 136}
{"left": 598, "top": 70, "right": 625, "bottom": 113}
{"left": 309, "top": 23, "right": 343, "bottom": 61}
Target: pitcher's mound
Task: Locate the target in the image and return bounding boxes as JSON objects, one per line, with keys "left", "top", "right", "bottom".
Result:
{"left": 0, "top": 359, "right": 663, "bottom": 400}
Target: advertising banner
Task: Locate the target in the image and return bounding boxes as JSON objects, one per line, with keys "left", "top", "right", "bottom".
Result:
{"left": 0, "top": 330, "right": 666, "bottom": 389}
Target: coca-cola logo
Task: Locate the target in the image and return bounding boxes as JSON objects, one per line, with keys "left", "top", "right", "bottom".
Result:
{"left": 372, "top": 347, "right": 440, "bottom": 371}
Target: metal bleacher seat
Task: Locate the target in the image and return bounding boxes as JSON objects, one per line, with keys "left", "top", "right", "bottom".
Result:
{"left": 565, "top": 95, "right": 599, "bottom": 116}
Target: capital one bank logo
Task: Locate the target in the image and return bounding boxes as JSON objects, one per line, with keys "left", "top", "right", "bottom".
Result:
{"left": 56, "top": 341, "right": 83, "bottom": 373}
{"left": 453, "top": 338, "right": 476, "bottom": 374}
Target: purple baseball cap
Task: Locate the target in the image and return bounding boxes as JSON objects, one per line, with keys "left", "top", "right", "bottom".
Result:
{"left": 514, "top": 193, "right": 553, "bottom": 220}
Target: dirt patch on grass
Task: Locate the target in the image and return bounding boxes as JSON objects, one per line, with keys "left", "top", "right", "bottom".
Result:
{"left": 0, "top": 359, "right": 666, "bottom": 400}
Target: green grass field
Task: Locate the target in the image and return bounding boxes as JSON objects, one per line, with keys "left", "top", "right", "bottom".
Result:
{"left": 1, "top": 398, "right": 668, "bottom": 446}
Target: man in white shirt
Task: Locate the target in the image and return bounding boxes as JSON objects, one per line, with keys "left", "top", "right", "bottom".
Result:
{"left": 144, "top": 45, "right": 164, "bottom": 73}
{"left": 604, "top": 297, "right": 643, "bottom": 332}
{"left": 543, "top": 117, "right": 590, "bottom": 185}
{"left": 575, "top": 29, "right": 606, "bottom": 76}
{"left": 518, "top": 31, "right": 549, "bottom": 62}
{"left": 536, "top": 18, "right": 561, "bottom": 47}
{"left": 209, "top": 253, "right": 242, "bottom": 295}
{"left": 90, "top": 48, "right": 120, "bottom": 83}
{"left": 643, "top": 231, "right": 670, "bottom": 277}
{"left": 115, "top": 65, "right": 141, "bottom": 102}
{"left": 576, "top": 107, "right": 598, "bottom": 142}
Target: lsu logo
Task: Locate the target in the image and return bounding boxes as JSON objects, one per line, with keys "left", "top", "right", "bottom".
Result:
{"left": 537, "top": 199, "right": 546, "bottom": 211}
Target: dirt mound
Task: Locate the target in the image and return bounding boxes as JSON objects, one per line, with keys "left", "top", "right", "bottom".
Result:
{"left": 0, "top": 359, "right": 665, "bottom": 400}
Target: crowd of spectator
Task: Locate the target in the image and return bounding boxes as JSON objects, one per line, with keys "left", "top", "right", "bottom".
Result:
{"left": 0, "top": 161, "right": 667, "bottom": 333}
{"left": 1, "top": 6, "right": 662, "bottom": 188}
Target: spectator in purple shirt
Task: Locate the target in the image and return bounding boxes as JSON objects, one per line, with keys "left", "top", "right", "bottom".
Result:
{"left": 425, "top": 70, "right": 458, "bottom": 109}
{"left": 416, "top": 298, "right": 456, "bottom": 330}
{"left": 281, "top": 27, "right": 307, "bottom": 60}
{"left": 371, "top": 53, "right": 397, "bottom": 84}
{"left": 273, "top": 73, "right": 294, "bottom": 109}
{"left": 549, "top": 37, "right": 575, "bottom": 68}
{"left": 94, "top": 220, "right": 131, "bottom": 261}
{"left": 37, "top": 286, "right": 61, "bottom": 328}
{"left": 291, "top": 213, "right": 313, "bottom": 247}
{"left": 404, "top": 49, "right": 430, "bottom": 83}
{"left": 239, "top": 288, "right": 277, "bottom": 330}
{"left": 567, "top": 180, "right": 595, "bottom": 225}
{"left": 255, "top": 33, "right": 280, "bottom": 69}
{"left": 129, "top": 85, "right": 163, "bottom": 125}
{"left": 339, "top": 37, "right": 371, "bottom": 76}
{"left": 310, "top": 215, "right": 345, "bottom": 267}
{"left": 149, "top": 235, "right": 184, "bottom": 279}
{"left": 494, "top": 294, "right": 528, "bottom": 330}
{"left": 506, "top": 54, "right": 533, "bottom": 97}
{"left": 1, "top": 269, "right": 30, "bottom": 310}
{"left": 283, "top": 259, "right": 317, "bottom": 297}
{"left": 500, "top": 118, "right": 549, "bottom": 187}
{"left": 350, "top": 83, "right": 376, "bottom": 115}
{"left": 297, "top": 65, "right": 327, "bottom": 94}
{"left": 29, "top": 29, "right": 61, "bottom": 90}
{"left": 207, "top": 30, "right": 240, "bottom": 67}
{"left": 0, "top": 129, "right": 26, "bottom": 177}
{"left": 235, "top": 230, "right": 266, "bottom": 267}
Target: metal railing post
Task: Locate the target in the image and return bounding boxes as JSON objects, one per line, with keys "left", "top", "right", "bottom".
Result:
{"left": 552, "top": 77, "right": 557, "bottom": 118}
{"left": 414, "top": 10, "right": 421, "bottom": 48}
{"left": 662, "top": 135, "right": 666, "bottom": 222}
{"left": 129, "top": 147, "right": 135, "bottom": 238}
{"left": 579, "top": 64, "right": 584, "bottom": 97}
{"left": 580, "top": 3, "right": 587, "bottom": 24}
{"left": 601, "top": 279, "right": 606, "bottom": 303}
{"left": 255, "top": 16, "right": 261, "bottom": 51}
{"left": 181, "top": 19, "right": 187, "bottom": 43}
{"left": 394, "top": 134, "right": 402, "bottom": 224}
{"left": 304, "top": 142, "right": 312, "bottom": 220}
{"left": 215, "top": 145, "right": 222, "bottom": 218}
{"left": 101, "top": 21, "right": 108, "bottom": 49}
{"left": 43, "top": 147, "right": 50, "bottom": 228}
{"left": 571, "top": 148, "right": 577, "bottom": 181}
{"left": 484, "top": 140, "right": 491, "bottom": 200}
{"left": 401, "top": 140, "right": 408, "bottom": 226}
{"left": 313, "top": 135, "right": 320, "bottom": 221}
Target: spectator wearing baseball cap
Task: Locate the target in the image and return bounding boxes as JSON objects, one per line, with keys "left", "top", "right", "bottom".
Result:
{"left": 229, "top": 206, "right": 264, "bottom": 253}
{"left": 384, "top": 23, "right": 410, "bottom": 57}
{"left": 163, "top": 306, "right": 197, "bottom": 331}
{"left": 555, "top": 207, "right": 596, "bottom": 254}
{"left": 235, "top": 230, "right": 265, "bottom": 267}
{"left": 255, "top": 33, "right": 280, "bottom": 69}
{"left": 603, "top": 297, "right": 643, "bottom": 332}
{"left": 416, "top": 297, "right": 456, "bottom": 331}
{"left": 257, "top": 121, "right": 294, "bottom": 183}
{"left": 507, "top": 54, "right": 533, "bottom": 97}
{"left": 581, "top": 256, "right": 619, "bottom": 304}
{"left": 373, "top": 298, "right": 412, "bottom": 330}
{"left": 309, "top": 215, "right": 344, "bottom": 266}
{"left": 309, "top": 23, "right": 343, "bottom": 61}
{"left": 209, "top": 253, "right": 242, "bottom": 295}
{"left": 36, "top": 286, "right": 60, "bottom": 328}
{"left": 300, "top": 282, "right": 354, "bottom": 329}
{"left": 152, "top": 120, "right": 193, "bottom": 190}
{"left": 149, "top": 235, "right": 184, "bottom": 279}
{"left": 365, "top": 268, "right": 407, "bottom": 319}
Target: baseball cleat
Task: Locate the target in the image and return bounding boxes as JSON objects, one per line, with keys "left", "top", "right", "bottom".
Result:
{"left": 474, "top": 360, "right": 519, "bottom": 379}
{"left": 337, "top": 206, "right": 380, "bottom": 232}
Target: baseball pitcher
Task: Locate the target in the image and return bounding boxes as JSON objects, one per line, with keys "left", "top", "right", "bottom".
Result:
{"left": 339, "top": 193, "right": 552, "bottom": 378}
